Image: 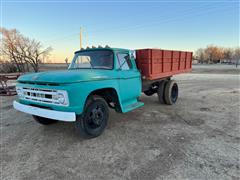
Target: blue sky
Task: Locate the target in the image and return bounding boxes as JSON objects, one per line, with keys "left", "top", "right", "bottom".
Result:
{"left": 2, "top": 0, "right": 239, "bottom": 62}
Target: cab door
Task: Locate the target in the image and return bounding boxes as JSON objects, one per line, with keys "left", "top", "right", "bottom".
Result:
{"left": 116, "top": 51, "right": 142, "bottom": 107}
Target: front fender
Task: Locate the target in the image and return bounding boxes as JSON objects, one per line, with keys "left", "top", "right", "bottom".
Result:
{"left": 69, "top": 79, "right": 122, "bottom": 114}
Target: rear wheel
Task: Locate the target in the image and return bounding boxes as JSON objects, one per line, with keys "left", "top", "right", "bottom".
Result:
{"left": 33, "top": 115, "right": 58, "bottom": 125}
{"left": 164, "top": 80, "right": 178, "bottom": 105}
{"left": 157, "top": 80, "right": 167, "bottom": 104}
{"left": 75, "top": 95, "right": 109, "bottom": 138}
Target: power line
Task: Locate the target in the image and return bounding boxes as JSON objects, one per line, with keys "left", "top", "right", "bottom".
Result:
{"left": 86, "top": 4, "right": 234, "bottom": 40}
{"left": 43, "top": 3, "right": 217, "bottom": 43}
{"left": 44, "top": 3, "right": 235, "bottom": 46}
{"left": 90, "top": 4, "right": 233, "bottom": 34}
{"left": 44, "top": 32, "right": 79, "bottom": 43}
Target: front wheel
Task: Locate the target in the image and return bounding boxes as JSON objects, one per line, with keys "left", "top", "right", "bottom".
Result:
{"left": 75, "top": 95, "right": 109, "bottom": 138}
{"left": 33, "top": 115, "right": 58, "bottom": 125}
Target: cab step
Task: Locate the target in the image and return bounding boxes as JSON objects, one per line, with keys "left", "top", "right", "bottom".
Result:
{"left": 121, "top": 99, "right": 144, "bottom": 113}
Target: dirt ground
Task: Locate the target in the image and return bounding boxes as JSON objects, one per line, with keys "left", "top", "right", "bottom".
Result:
{"left": 1, "top": 65, "right": 240, "bottom": 180}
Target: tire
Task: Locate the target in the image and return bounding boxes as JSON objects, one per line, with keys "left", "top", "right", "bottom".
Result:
{"left": 157, "top": 81, "right": 167, "bottom": 104}
{"left": 33, "top": 115, "right": 58, "bottom": 125}
{"left": 164, "top": 80, "right": 178, "bottom": 105}
{"left": 75, "top": 95, "right": 109, "bottom": 138}
{"left": 144, "top": 89, "right": 155, "bottom": 96}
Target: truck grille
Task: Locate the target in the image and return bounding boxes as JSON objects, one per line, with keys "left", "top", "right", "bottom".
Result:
{"left": 22, "top": 87, "right": 61, "bottom": 105}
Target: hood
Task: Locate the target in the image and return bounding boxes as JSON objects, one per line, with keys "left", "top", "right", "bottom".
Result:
{"left": 18, "top": 69, "right": 116, "bottom": 84}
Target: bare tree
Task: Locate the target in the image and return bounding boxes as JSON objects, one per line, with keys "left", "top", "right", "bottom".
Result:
{"left": 223, "top": 48, "right": 233, "bottom": 63}
{"left": 24, "top": 39, "right": 52, "bottom": 72}
{"left": 195, "top": 48, "right": 206, "bottom": 63}
{"left": 204, "top": 45, "right": 224, "bottom": 64}
{"left": 0, "top": 27, "right": 52, "bottom": 72}
{"left": 1, "top": 28, "right": 24, "bottom": 72}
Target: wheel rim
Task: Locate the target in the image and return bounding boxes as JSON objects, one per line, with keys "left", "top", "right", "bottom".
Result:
{"left": 86, "top": 103, "right": 105, "bottom": 129}
{"left": 171, "top": 83, "right": 178, "bottom": 103}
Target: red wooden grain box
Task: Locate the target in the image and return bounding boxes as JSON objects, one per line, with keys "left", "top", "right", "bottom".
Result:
{"left": 135, "top": 49, "right": 192, "bottom": 80}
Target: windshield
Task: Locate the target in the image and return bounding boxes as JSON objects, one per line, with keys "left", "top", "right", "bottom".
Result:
{"left": 69, "top": 50, "right": 113, "bottom": 70}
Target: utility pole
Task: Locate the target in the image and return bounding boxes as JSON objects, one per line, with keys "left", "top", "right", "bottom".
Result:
{"left": 85, "top": 33, "right": 88, "bottom": 47}
{"left": 80, "top": 27, "right": 82, "bottom": 49}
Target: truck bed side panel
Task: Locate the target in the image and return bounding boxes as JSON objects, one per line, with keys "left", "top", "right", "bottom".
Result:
{"left": 136, "top": 49, "right": 192, "bottom": 80}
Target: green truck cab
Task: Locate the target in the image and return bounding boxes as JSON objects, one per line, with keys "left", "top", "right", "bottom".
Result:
{"left": 14, "top": 47, "right": 192, "bottom": 138}
{"left": 13, "top": 47, "right": 144, "bottom": 138}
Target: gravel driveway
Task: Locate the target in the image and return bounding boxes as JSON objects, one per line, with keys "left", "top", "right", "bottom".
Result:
{"left": 1, "top": 65, "right": 240, "bottom": 180}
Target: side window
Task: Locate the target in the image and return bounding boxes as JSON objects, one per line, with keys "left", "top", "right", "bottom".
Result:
{"left": 117, "top": 53, "right": 132, "bottom": 70}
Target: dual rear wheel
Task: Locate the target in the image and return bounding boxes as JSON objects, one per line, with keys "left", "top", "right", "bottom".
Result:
{"left": 145, "top": 80, "right": 179, "bottom": 105}
{"left": 163, "top": 80, "right": 179, "bottom": 105}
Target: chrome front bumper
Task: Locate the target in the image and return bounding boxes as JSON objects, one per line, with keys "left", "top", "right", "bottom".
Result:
{"left": 13, "top": 101, "right": 76, "bottom": 122}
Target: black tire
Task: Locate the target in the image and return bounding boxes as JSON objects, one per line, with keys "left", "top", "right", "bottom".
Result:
{"left": 157, "top": 81, "right": 167, "bottom": 104}
{"left": 33, "top": 115, "right": 58, "bottom": 125}
{"left": 144, "top": 89, "right": 156, "bottom": 96}
{"left": 75, "top": 95, "right": 109, "bottom": 138}
{"left": 164, "top": 80, "right": 178, "bottom": 105}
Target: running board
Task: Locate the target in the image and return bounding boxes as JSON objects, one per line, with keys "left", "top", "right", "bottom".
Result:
{"left": 121, "top": 99, "right": 144, "bottom": 113}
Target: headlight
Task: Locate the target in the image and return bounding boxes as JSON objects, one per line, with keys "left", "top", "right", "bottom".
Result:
{"left": 53, "top": 90, "right": 69, "bottom": 106}
{"left": 57, "top": 93, "right": 65, "bottom": 104}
